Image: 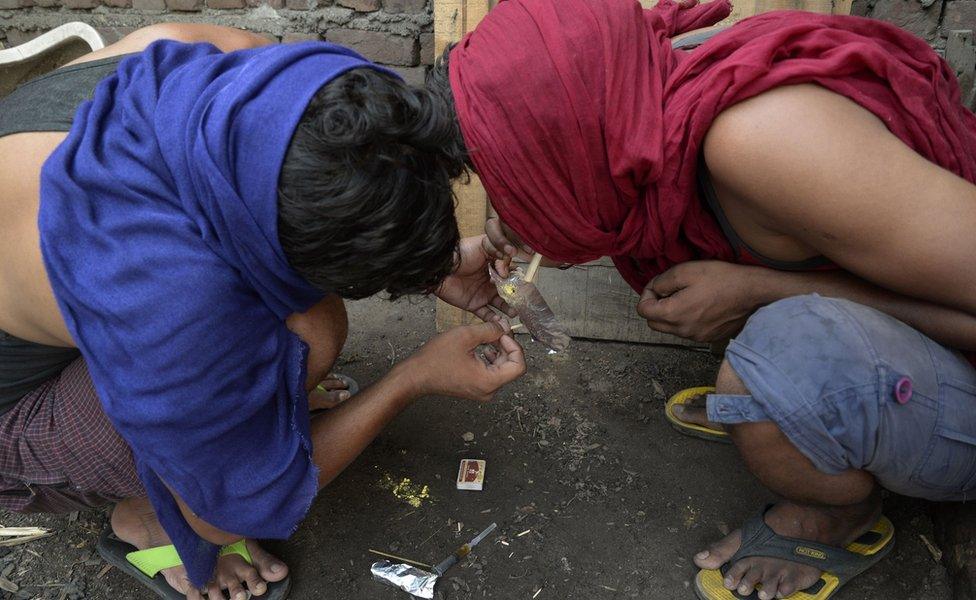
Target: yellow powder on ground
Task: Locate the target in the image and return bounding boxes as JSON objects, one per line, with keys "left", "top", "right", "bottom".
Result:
{"left": 379, "top": 474, "right": 431, "bottom": 508}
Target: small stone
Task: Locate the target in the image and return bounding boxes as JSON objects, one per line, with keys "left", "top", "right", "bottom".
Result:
{"left": 461, "top": 431, "right": 475, "bottom": 442}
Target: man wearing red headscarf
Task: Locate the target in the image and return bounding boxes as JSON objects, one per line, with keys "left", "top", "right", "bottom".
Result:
{"left": 431, "top": 0, "right": 976, "bottom": 597}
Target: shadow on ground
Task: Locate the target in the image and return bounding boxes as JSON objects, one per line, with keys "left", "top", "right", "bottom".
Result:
{"left": 1, "top": 296, "right": 950, "bottom": 599}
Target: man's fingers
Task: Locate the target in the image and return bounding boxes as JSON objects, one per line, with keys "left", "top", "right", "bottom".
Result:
{"left": 494, "top": 257, "right": 512, "bottom": 278}
{"left": 465, "top": 320, "right": 506, "bottom": 346}
{"left": 637, "top": 294, "right": 677, "bottom": 328}
{"left": 492, "top": 334, "right": 526, "bottom": 380}
{"left": 649, "top": 267, "right": 683, "bottom": 297}
{"left": 482, "top": 345, "right": 500, "bottom": 363}
{"left": 485, "top": 218, "right": 517, "bottom": 258}
{"left": 481, "top": 234, "right": 508, "bottom": 261}
{"left": 490, "top": 295, "right": 517, "bottom": 317}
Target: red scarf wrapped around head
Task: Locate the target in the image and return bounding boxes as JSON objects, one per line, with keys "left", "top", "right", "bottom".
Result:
{"left": 449, "top": 0, "right": 976, "bottom": 292}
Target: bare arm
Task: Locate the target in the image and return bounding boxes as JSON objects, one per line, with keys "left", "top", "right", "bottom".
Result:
{"left": 703, "top": 84, "right": 976, "bottom": 319}
{"left": 67, "top": 23, "right": 271, "bottom": 67}
{"left": 752, "top": 267, "right": 976, "bottom": 350}
{"left": 169, "top": 321, "right": 525, "bottom": 546}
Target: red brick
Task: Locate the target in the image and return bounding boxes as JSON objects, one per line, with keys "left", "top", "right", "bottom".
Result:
{"left": 282, "top": 32, "right": 320, "bottom": 43}
{"left": 382, "top": 0, "right": 425, "bottom": 12}
{"left": 944, "top": 1, "right": 976, "bottom": 34}
{"left": 337, "top": 0, "right": 379, "bottom": 10}
{"left": 391, "top": 65, "right": 426, "bottom": 87}
{"left": 0, "top": 0, "right": 23, "bottom": 9}
{"left": 327, "top": 29, "right": 417, "bottom": 65}
{"left": 207, "top": 0, "right": 244, "bottom": 7}
{"left": 165, "top": 0, "right": 202, "bottom": 10}
{"left": 419, "top": 31, "right": 434, "bottom": 64}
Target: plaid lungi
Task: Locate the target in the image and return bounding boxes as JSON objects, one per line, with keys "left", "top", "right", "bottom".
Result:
{"left": 0, "top": 358, "right": 144, "bottom": 513}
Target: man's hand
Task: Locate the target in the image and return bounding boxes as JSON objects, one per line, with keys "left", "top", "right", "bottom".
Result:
{"left": 481, "top": 218, "right": 570, "bottom": 275}
{"left": 400, "top": 321, "right": 526, "bottom": 402}
{"left": 437, "top": 235, "right": 517, "bottom": 321}
{"left": 637, "top": 261, "right": 764, "bottom": 343}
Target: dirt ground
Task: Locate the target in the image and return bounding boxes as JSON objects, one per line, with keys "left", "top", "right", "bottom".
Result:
{"left": 1, "top": 296, "right": 953, "bottom": 599}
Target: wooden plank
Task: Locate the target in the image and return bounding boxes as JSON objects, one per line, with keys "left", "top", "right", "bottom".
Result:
{"left": 434, "top": 0, "right": 493, "bottom": 331}
{"left": 435, "top": 175, "right": 489, "bottom": 329}
{"left": 531, "top": 265, "right": 702, "bottom": 346}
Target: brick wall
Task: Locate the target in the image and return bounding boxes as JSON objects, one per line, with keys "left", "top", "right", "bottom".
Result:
{"left": 1, "top": 0, "right": 975, "bottom": 91}
{"left": 0, "top": 0, "right": 434, "bottom": 85}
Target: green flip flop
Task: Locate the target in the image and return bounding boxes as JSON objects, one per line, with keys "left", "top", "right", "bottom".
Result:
{"left": 96, "top": 528, "right": 291, "bottom": 599}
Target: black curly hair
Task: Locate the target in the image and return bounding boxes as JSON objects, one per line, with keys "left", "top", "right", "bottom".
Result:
{"left": 278, "top": 66, "right": 469, "bottom": 300}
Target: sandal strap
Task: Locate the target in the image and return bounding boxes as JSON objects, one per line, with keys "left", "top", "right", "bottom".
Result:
{"left": 126, "top": 540, "right": 251, "bottom": 579}
{"left": 729, "top": 505, "right": 867, "bottom": 579}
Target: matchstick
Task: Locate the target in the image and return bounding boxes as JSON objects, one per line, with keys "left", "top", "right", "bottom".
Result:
{"left": 524, "top": 253, "right": 543, "bottom": 283}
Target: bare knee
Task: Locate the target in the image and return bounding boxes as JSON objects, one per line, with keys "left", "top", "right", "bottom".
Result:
{"left": 717, "top": 358, "right": 875, "bottom": 505}
{"left": 286, "top": 295, "right": 347, "bottom": 391}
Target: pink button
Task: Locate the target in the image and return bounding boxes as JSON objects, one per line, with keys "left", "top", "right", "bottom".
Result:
{"left": 895, "top": 377, "right": 913, "bottom": 404}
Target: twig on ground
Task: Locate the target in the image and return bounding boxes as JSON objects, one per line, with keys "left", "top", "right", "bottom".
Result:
{"left": 919, "top": 534, "right": 943, "bottom": 562}
{"left": 367, "top": 549, "right": 432, "bottom": 570}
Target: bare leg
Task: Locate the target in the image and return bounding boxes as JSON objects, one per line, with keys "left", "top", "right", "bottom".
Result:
{"left": 111, "top": 295, "right": 347, "bottom": 599}
{"left": 693, "top": 361, "right": 881, "bottom": 600}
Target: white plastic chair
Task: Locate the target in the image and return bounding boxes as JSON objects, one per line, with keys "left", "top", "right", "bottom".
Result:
{"left": 0, "top": 22, "right": 105, "bottom": 99}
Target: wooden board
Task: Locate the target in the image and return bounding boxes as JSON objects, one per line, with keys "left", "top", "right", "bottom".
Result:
{"left": 433, "top": 0, "right": 852, "bottom": 343}
{"left": 433, "top": 0, "right": 493, "bottom": 330}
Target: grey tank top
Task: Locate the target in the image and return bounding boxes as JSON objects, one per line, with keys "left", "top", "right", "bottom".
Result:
{"left": 0, "top": 54, "right": 128, "bottom": 411}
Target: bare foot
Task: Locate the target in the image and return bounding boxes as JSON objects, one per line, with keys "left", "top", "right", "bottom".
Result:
{"left": 693, "top": 498, "right": 881, "bottom": 600}
{"left": 672, "top": 393, "right": 725, "bottom": 431}
{"left": 111, "top": 498, "right": 289, "bottom": 599}
{"left": 309, "top": 373, "right": 352, "bottom": 410}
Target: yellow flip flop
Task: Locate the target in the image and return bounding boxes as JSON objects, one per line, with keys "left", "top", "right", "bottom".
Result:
{"left": 695, "top": 508, "right": 895, "bottom": 600}
{"left": 665, "top": 386, "right": 731, "bottom": 444}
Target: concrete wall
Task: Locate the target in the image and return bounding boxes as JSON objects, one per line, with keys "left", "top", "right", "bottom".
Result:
{"left": 0, "top": 0, "right": 434, "bottom": 85}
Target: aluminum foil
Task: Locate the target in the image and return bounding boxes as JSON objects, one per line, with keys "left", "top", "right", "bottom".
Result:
{"left": 370, "top": 560, "right": 438, "bottom": 599}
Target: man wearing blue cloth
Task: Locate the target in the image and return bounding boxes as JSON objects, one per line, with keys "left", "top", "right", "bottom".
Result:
{"left": 0, "top": 24, "right": 525, "bottom": 599}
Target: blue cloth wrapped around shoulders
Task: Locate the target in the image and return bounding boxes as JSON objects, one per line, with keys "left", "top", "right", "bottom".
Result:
{"left": 39, "top": 39, "right": 395, "bottom": 585}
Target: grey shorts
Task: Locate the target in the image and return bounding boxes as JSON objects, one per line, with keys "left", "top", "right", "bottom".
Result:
{"left": 707, "top": 294, "right": 976, "bottom": 502}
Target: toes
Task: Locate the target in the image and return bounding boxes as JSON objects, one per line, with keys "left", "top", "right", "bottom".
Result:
{"left": 247, "top": 541, "right": 289, "bottom": 582}
{"left": 757, "top": 572, "right": 783, "bottom": 600}
{"left": 222, "top": 576, "right": 248, "bottom": 600}
{"left": 186, "top": 585, "right": 206, "bottom": 600}
{"left": 317, "top": 376, "right": 348, "bottom": 391}
{"left": 162, "top": 569, "right": 193, "bottom": 596}
{"left": 723, "top": 557, "right": 751, "bottom": 589}
{"left": 672, "top": 403, "right": 705, "bottom": 423}
{"left": 207, "top": 581, "right": 225, "bottom": 600}
{"left": 309, "top": 389, "right": 350, "bottom": 410}
{"left": 775, "top": 576, "right": 798, "bottom": 599}
{"left": 239, "top": 564, "right": 267, "bottom": 596}
{"left": 735, "top": 564, "right": 763, "bottom": 596}
{"left": 694, "top": 530, "right": 741, "bottom": 570}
